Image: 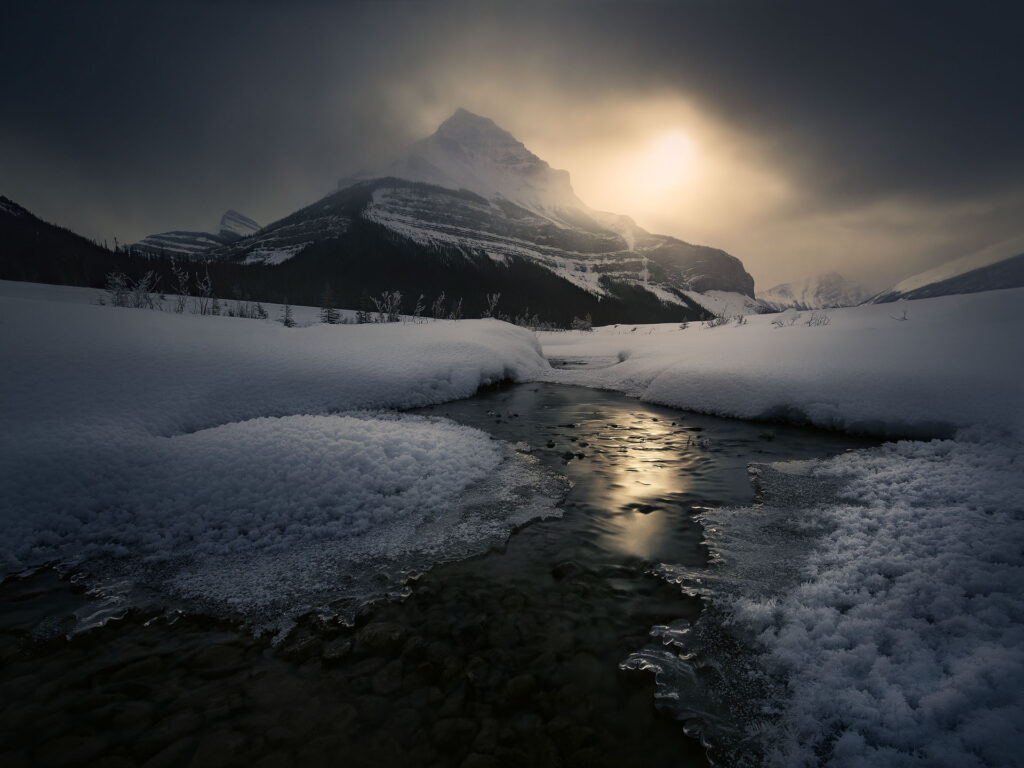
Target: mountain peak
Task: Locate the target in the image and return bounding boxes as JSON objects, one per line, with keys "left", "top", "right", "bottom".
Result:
{"left": 435, "top": 108, "right": 519, "bottom": 147}
{"left": 218, "top": 210, "right": 260, "bottom": 240}
{"left": 759, "top": 272, "right": 867, "bottom": 310}
{"left": 371, "top": 110, "right": 582, "bottom": 216}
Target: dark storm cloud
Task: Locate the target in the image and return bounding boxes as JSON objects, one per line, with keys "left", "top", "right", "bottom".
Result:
{"left": 1, "top": 0, "right": 1022, "bottom": 287}
{"left": 596, "top": 0, "right": 1024, "bottom": 207}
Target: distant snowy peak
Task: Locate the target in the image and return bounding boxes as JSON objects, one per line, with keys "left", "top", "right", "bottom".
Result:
{"left": 218, "top": 210, "right": 260, "bottom": 240}
{"left": 134, "top": 209, "right": 260, "bottom": 257}
{"left": 871, "top": 245, "right": 1024, "bottom": 303}
{"left": 376, "top": 108, "right": 584, "bottom": 218}
{"left": 759, "top": 272, "right": 867, "bottom": 310}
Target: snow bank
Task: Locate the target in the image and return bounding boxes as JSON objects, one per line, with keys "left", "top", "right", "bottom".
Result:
{"left": 540, "top": 288, "right": 1024, "bottom": 438}
{"left": 0, "top": 283, "right": 558, "bottom": 621}
{"left": 745, "top": 435, "right": 1024, "bottom": 767}
{"left": 1, "top": 284, "right": 548, "bottom": 439}
{"left": 628, "top": 433, "right": 1024, "bottom": 767}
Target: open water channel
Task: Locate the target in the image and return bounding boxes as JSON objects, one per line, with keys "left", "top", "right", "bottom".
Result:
{"left": 0, "top": 383, "right": 875, "bottom": 767}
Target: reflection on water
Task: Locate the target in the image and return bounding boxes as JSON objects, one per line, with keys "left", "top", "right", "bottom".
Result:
{"left": 421, "top": 384, "right": 866, "bottom": 574}
{"left": 0, "top": 384, "right": 874, "bottom": 768}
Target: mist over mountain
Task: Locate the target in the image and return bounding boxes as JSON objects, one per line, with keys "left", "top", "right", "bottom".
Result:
{"left": 5, "top": 110, "right": 760, "bottom": 324}
{"left": 871, "top": 250, "right": 1024, "bottom": 303}
{"left": 759, "top": 272, "right": 868, "bottom": 310}
{"left": 205, "top": 109, "right": 754, "bottom": 321}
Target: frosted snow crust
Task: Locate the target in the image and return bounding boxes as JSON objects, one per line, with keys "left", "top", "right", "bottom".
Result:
{"left": 633, "top": 435, "right": 1024, "bottom": 767}
{"left": 0, "top": 283, "right": 558, "bottom": 623}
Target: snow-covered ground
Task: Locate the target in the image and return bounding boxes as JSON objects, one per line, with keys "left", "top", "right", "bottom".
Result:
{"left": 540, "top": 288, "right": 1024, "bottom": 438}
{"left": 3, "top": 278, "right": 1022, "bottom": 764}
{"left": 749, "top": 435, "right": 1024, "bottom": 767}
{"left": 0, "top": 281, "right": 561, "bottom": 625}
{"left": 542, "top": 290, "right": 1024, "bottom": 766}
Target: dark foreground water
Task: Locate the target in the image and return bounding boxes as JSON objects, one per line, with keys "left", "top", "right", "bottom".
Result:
{"left": 0, "top": 384, "right": 873, "bottom": 768}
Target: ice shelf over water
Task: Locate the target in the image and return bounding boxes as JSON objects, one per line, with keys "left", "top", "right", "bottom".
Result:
{"left": 0, "top": 282, "right": 561, "bottom": 625}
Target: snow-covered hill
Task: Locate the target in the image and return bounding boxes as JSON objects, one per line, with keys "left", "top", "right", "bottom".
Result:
{"left": 871, "top": 245, "right": 1024, "bottom": 303}
{"left": 133, "top": 209, "right": 260, "bottom": 258}
{"left": 759, "top": 272, "right": 867, "bottom": 310}
{"left": 206, "top": 110, "right": 754, "bottom": 321}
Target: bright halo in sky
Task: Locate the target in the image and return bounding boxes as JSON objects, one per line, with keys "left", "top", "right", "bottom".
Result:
{"left": 635, "top": 130, "right": 695, "bottom": 191}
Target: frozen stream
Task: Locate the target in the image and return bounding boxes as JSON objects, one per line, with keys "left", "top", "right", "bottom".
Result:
{"left": 0, "top": 383, "right": 875, "bottom": 767}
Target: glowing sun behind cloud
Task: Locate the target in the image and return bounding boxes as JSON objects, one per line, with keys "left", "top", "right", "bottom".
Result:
{"left": 633, "top": 130, "right": 696, "bottom": 193}
{"left": 522, "top": 97, "right": 792, "bottom": 249}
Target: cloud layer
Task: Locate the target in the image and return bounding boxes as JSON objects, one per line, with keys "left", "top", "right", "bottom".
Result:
{"left": 2, "top": 1, "right": 1021, "bottom": 291}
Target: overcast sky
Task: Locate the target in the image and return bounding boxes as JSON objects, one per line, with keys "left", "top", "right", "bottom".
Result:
{"left": 2, "top": 0, "right": 1022, "bottom": 292}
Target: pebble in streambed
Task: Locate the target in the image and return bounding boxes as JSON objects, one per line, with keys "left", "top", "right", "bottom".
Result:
{"left": 0, "top": 566, "right": 705, "bottom": 768}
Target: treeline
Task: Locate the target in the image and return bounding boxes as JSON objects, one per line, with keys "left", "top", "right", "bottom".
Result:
{"left": 1, "top": 208, "right": 710, "bottom": 326}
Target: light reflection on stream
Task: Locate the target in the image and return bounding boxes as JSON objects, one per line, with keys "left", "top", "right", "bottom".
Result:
{"left": 0, "top": 383, "right": 875, "bottom": 768}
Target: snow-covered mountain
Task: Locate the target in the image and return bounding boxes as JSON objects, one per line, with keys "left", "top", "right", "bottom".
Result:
{"left": 870, "top": 246, "right": 1024, "bottom": 303}
{"left": 133, "top": 210, "right": 260, "bottom": 258}
{"left": 204, "top": 109, "right": 754, "bottom": 322}
{"left": 377, "top": 108, "right": 585, "bottom": 217}
{"left": 759, "top": 272, "right": 868, "bottom": 311}
{"left": 217, "top": 210, "right": 260, "bottom": 240}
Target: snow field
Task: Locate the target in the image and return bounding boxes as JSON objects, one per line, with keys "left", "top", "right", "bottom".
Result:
{"left": 0, "top": 283, "right": 559, "bottom": 620}
{"left": 540, "top": 287, "right": 1024, "bottom": 438}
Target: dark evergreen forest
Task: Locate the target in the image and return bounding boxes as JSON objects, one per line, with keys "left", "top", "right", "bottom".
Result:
{"left": 0, "top": 197, "right": 709, "bottom": 326}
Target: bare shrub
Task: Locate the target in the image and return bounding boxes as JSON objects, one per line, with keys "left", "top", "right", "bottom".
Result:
{"left": 431, "top": 292, "right": 447, "bottom": 320}
{"left": 571, "top": 313, "right": 593, "bottom": 331}
{"left": 105, "top": 270, "right": 160, "bottom": 309}
{"left": 806, "top": 310, "right": 832, "bottom": 326}
{"left": 372, "top": 290, "right": 403, "bottom": 323}
{"left": 170, "top": 260, "right": 190, "bottom": 313}
{"left": 483, "top": 292, "right": 501, "bottom": 318}
{"left": 192, "top": 268, "right": 214, "bottom": 315}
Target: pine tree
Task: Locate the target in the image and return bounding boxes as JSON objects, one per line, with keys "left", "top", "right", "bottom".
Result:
{"left": 320, "top": 283, "right": 340, "bottom": 324}
{"left": 280, "top": 302, "right": 295, "bottom": 328}
{"left": 356, "top": 289, "right": 373, "bottom": 324}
